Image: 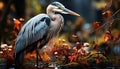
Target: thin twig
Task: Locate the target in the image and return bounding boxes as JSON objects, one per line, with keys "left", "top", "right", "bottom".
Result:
{"left": 91, "top": 9, "right": 120, "bottom": 33}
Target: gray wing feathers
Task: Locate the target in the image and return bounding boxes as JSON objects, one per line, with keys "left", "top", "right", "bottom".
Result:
{"left": 15, "top": 14, "right": 51, "bottom": 54}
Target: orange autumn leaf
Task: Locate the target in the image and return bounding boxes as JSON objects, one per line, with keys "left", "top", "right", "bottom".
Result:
{"left": 40, "top": 52, "right": 51, "bottom": 62}
{"left": 19, "top": 18, "right": 25, "bottom": 22}
{"left": 113, "top": 36, "right": 119, "bottom": 42}
{"left": 102, "top": 10, "right": 112, "bottom": 18}
{"left": 104, "top": 32, "right": 111, "bottom": 42}
{"left": 93, "top": 21, "right": 102, "bottom": 29}
{"left": 96, "top": 59, "right": 100, "bottom": 64}
{"left": 13, "top": 18, "right": 22, "bottom": 31}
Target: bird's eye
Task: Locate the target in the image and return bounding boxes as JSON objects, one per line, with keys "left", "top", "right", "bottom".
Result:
{"left": 59, "top": 6, "right": 64, "bottom": 10}
{"left": 58, "top": 6, "right": 62, "bottom": 9}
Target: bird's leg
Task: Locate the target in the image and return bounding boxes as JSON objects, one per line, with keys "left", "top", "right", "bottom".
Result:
{"left": 36, "top": 42, "right": 40, "bottom": 68}
{"left": 38, "top": 51, "right": 44, "bottom": 67}
{"left": 36, "top": 46, "right": 39, "bottom": 68}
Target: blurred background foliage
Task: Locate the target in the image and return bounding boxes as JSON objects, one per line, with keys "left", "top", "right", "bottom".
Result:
{"left": 0, "top": 0, "right": 120, "bottom": 68}
{"left": 0, "top": 0, "right": 120, "bottom": 45}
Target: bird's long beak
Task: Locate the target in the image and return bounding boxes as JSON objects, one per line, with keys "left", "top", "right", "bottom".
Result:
{"left": 62, "top": 8, "right": 80, "bottom": 16}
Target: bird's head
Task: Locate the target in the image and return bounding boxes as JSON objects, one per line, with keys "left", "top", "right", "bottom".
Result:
{"left": 47, "top": 2, "right": 80, "bottom": 16}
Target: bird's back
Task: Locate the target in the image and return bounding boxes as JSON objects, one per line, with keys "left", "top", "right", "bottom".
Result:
{"left": 15, "top": 14, "right": 51, "bottom": 56}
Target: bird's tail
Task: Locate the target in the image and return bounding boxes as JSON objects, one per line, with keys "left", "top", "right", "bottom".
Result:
{"left": 15, "top": 51, "right": 24, "bottom": 69}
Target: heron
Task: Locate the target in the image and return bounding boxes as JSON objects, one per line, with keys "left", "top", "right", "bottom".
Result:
{"left": 15, "top": 1, "right": 80, "bottom": 68}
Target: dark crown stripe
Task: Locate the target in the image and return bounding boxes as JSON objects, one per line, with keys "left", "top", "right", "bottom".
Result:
{"left": 51, "top": 2, "right": 61, "bottom": 6}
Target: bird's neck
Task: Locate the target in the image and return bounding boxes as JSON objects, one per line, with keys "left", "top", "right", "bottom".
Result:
{"left": 46, "top": 5, "right": 56, "bottom": 20}
{"left": 47, "top": 12, "right": 56, "bottom": 21}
